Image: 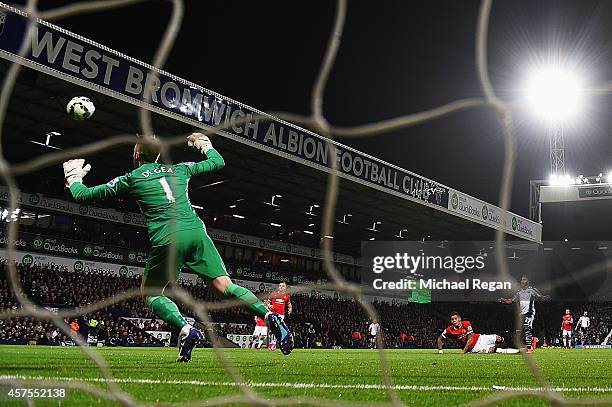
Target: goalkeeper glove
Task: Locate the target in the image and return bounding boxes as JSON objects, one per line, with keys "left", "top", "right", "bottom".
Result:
{"left": 187, "top": 132, "right": 213, "bottom": 154}
{"left": 63, "top": 159, "right": 91, "bottom": 187}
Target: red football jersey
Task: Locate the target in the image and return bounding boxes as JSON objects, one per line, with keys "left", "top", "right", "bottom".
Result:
{"left": 255, "top": 316, "right": 266, "bottom": 327}
{"left": 269, "top": 292, "right": 290, "bottom": 315}
{"left": 562, "top": 315, "right": 573, "bottom": 331}
{"left": 441, "top": 320, "right": 479, "bottom": 351}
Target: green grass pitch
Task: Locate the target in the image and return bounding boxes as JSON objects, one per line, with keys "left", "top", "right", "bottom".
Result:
{"left": 0, "top": 346, "right": 610, "bottom": 406}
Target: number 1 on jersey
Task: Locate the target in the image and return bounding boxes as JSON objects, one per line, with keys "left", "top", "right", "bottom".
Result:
{"left": 158, "top": 177, "right": 176, "bottom": 203}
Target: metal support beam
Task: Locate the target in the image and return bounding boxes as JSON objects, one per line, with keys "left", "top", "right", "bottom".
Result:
{"left": 549, "top": 121, "right": 565, "bottom": 175}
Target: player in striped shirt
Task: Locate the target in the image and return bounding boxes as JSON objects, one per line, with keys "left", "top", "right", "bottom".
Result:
{"left": 500, "top": 275, "right": 549, "bottom": 353}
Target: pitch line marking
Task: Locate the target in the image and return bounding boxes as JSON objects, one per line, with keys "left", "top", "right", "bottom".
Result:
{"left": 1, "top": 375, "right": 611, "bottom": 393}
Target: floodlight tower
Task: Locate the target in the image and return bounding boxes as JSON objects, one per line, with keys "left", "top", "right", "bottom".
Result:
{"left": 549, "top": 120, "right": 565, "bottom": 175}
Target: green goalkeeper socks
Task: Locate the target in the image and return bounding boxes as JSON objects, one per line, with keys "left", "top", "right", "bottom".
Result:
{"left": 223, "top": 283, "right": 269, "bottom": 319}
{"left": 146, "top": 295, "right": 188, "bottom": 329}
{"left": 146, "top": 285, "right": 267, "bottom": 329}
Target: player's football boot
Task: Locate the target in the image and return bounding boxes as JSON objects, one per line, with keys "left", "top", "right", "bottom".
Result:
{"left": 530, "top": 337, "right": 539, "bottom": 352}
{"left": 176, "top": 327, "right": 203, "bottom": 362}
{"left": 266, "top": 313, "right": 293, "bottom": 355}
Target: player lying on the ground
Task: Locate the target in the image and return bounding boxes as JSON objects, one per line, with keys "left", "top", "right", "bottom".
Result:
{"left": 62, "top": 133, "right": 293, "bottom": 361}
{"left": 437, "top": 311, "right": 519, "bottom": 354}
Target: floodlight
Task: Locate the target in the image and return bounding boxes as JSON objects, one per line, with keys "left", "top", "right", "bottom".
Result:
{"left": 549, "top": 173, "right": 572, "bottom": 186}
{"left": 526, "top": 68, "right": 583, "bottom": 121}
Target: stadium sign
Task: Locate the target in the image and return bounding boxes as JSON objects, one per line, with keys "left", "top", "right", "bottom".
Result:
{"left": 540, "top": 183, "right": 612, "bottom": 203}
{"left": 145, "top": 331, "right": 171, "bottom": 346}
{"left": 448, "top": 189, "right": 541, "bottom": 242}
{"left": 1, "top": 231, "right": 148, "bottom": 265}
{"left": 0, "top": 249, "right": 143, "bottom": 277}
{"left": 578, "top": 185, "right": 612, "bottom": 199}
{"left": 21, "top": 254, "right": 33, "bottom": 266}
{"left": 0, "top": 234, "right": 27, "bottom": 248}
{"left": 575, "top": 344, "right": 612, "bottom": 349}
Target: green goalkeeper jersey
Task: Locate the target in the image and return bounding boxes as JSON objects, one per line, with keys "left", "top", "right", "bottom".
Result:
{"left": 69, "top": 148, "right": 225, "bottom": 247}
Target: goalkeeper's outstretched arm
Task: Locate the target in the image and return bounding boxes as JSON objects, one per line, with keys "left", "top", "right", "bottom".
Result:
{"left": 63, "top": 159, "right": 130, "bottom": 204}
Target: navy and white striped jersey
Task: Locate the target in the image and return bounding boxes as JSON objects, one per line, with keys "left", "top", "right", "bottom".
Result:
{"left": 513, "top": 286, "right": 547, "bottom": 315}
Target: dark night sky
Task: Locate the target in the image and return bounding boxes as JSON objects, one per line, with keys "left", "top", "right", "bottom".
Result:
{"left": 11, "top": 0, "right": 612, "bottom": 223}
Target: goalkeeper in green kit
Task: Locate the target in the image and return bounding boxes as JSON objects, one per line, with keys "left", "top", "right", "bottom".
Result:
{"left": 63, "top": 133, "right": 293, "bottom": 361}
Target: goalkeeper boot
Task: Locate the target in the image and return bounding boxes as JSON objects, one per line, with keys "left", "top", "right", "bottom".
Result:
{"left": 267, "top": 313, "right": 293, "bottom": 355}
{"left": 177, "top": 327, "right": 203, "bottom": 362}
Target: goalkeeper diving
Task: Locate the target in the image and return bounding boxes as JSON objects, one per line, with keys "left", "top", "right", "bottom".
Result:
{"left": 62, "top": 133, "right": 293, "bottom": 361}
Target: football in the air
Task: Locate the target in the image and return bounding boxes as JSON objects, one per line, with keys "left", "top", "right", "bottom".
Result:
{"left": 66, "top": 96, "right": 95, "bottom": 120}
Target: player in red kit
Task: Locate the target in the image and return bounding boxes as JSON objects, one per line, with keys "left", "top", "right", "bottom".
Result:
{"left": 251, "top": 300, "right": 272, "bottom": 349}
{"left": 561, "top": 308, "right": 573, "bottom": 349}
{"left": 268, "top": 282, "right": 292, "bottom": 351}
{"left": 437, "top": 311, "right": 518, "bottom": 354}
{"left": 269, "top": 282, "right": 292, "bottom": 319}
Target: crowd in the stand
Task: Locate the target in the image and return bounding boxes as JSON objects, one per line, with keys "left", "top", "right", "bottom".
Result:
{"left": 0, "top": 261, "right": 610, "bottom": 348}
{"left": 0, "top": 315, "right": 161, "bottom": 346}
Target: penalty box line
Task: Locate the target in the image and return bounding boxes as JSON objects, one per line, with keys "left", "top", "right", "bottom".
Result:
{"left": 1, "top": 375, "right": 612, "bottom": 393}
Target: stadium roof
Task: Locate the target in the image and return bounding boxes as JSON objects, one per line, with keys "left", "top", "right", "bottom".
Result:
{"left": 0, "top": 5, "right": 541, "bottom": 256}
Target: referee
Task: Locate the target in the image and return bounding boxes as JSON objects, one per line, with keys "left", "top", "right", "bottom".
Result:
{"left": 500, "top": 274, "right": 549, "bottom": 353}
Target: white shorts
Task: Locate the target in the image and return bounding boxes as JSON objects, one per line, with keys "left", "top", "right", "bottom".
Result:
{"left": 470, "top": 334, "right": 498, "bottom": 353}
{"left": 562, "top": 329, "right": 572, "bottom": 337}
{"left": 253, "top": 326, "right": 268, "bottom": 336}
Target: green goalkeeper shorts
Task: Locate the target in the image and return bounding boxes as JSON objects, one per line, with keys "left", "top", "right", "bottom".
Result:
{"left": 144, "top": 227, "right": 228, "bottom": 284}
